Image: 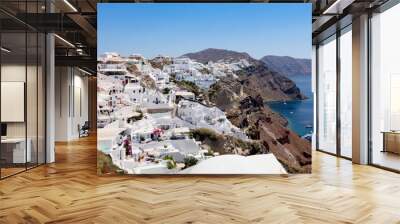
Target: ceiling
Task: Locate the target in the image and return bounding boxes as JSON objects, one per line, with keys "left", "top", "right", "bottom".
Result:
{"left": 0, "top": 0, "right": 392, "bottom": 72}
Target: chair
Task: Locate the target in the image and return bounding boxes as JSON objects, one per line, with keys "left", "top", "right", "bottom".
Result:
{"left": 79, "top": 121, "right": 90, "bottom": 138}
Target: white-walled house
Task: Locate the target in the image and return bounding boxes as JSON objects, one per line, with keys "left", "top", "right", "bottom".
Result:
{"left": 177, "top": 100, "right": 248, "bottom": 139}
{"left": 124, "top": 83, "right": 168, "bottom": 106}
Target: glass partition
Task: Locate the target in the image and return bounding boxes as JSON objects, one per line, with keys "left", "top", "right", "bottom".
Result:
{"left": 27, "top": 31, "right": 38, "bottom": 169}
{"left": 339, "top": 26, "right": 352, "bottom": 158}
{"left": 317, "top": 35, "right": 337, "bottom": 154}
{"left": 0, "top": 1, "right": 46, "bottom": 179}
{"left": 38, "top": 32, "right": 46, "bottom": 165}
{"left": 1, "top": 31, "right": 28, "bottom": 177}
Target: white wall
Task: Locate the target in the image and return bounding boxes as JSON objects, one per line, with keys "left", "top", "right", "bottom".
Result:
{"left": 55, "top": 67, "right": 89, "bottom": 141}
{"left": 1, "top": 63, "right": 46, "bottom": 164}
{"left": 55, "top": 66, "right": 69, "bottom": 141}
{"left": 1, "top": 65, "right": 37, "bottom": 138}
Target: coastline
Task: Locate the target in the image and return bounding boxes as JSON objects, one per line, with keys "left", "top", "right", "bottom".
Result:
{"left": 265, "top": 98, "right": 313, "bottom": 137}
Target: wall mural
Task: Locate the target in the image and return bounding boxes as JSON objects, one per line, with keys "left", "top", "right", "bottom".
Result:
{"left": 97, "top": 3, "right": 312, "bottom": 175}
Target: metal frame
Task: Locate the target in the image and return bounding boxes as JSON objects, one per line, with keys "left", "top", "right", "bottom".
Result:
{"left": 336, "top": 24, "right": 341, "bottom": 157}
{"left": 367, "top": 10, "right": 373, "bottom": 165}
{"left": 25, "top": 2, "right": 28, "bottom": 172}
{"left": 315, "top": 44, "right": 319, "bottom": 151}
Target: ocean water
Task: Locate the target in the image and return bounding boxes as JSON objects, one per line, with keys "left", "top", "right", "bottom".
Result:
{"left": 266, "top": 75, "right": 313, "bottom": 137}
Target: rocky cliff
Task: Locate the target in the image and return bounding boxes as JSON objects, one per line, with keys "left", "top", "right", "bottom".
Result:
{"left": 260, "top": 55, "right": 311, "bottom": 77}
{"left": 182, "top": 48, "right": 257, "bottom": 64}
{"left": 184, "top": 48, "right": 306, "bottom": 101}
{"left": 235, "top": 63, "right": 306, "bottom": 101}
{"left": 185, "top": 48, "right": 312, "bottom": 173}
{"left": 206, "top": 77, "right": 311, "bottom": 173}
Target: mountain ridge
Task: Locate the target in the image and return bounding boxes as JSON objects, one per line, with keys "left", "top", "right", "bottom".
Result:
{"left": 181, "top": 48, "right": 311, "bottom": 77}
{"left": 181, "top": 48, "right": 258, "bottom": 64}
{"left": 260, "top": 55, "right": 311, "bottom": 77}
{"left": 182, "top": 48, "right": 306, "bottom": 101}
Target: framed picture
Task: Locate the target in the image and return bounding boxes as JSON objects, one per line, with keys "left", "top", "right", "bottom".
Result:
{"left": 97, "top": 3, "right": 312, "bottom": 175}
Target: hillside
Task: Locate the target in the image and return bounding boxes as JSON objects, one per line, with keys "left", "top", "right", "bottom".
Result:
{"left": 184, "top": 48, "right": 312, "bottom": 172}
{"left": 182, "top": 48, "right": 258, "bottom": 64}
{"left": 183, "top": 48, "right": 306, "bottom": 101}
{"left": 260, "top": 55, "right": 311, "bottom": 77}
{"left": 235, "top": 63, "right": 306, "bottom": 101}
{"left": 205, "top": 88, "right": 311, "bottom": 173}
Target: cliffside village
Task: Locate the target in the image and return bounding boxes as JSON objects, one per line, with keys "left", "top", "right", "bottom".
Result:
{"left": 97, "top": 52, "right": 287, "bottom": 174}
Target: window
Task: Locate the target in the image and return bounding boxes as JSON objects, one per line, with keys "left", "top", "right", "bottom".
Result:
{"left": 339, "top": 27, "right": 352, "bottom": 158}
{"left": 317, "top": 35, "right": 337, "bottom": 154}
{"left": 370, "top": 3, "right": 400, "bottom": 171}
{"left": 0, "top": 1, "right": 46, "bottom": 179}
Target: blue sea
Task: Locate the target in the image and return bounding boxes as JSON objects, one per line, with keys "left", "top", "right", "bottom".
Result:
{"left": 266, "top": 75, "right": 313, "bottom": 137}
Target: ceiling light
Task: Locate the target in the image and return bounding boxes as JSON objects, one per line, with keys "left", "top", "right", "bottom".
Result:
{"left": 323, "top": 0, "right": 341, "bottom": 14}
{"left": 1, "top": 47, "right": 11, "bottom": 53}
{"left": 63, "top": 0, "right": 78, "bottom": 12}
{"left": 323, "top": 0, "right": 354, "bottom": 15}
{"left": 54, "top": 34, "right": 75, "bottom": 48}
{"left": 78, "top": 67, "right": 92, "bottom": 76}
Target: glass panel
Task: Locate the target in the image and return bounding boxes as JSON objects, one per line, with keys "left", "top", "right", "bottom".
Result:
{"left": 317, "top": 35, "right": 337, "bottom": 154}
{"left": 339, "top": 28, "right": 352, "bottom": 158}
{"left": 0, "top": 1, "right": 46, "bottom": 178}
{"left": 1, "top": 31, "right": 27, "bottom": 177}
{"left": 26, "top": 0, "right": 39, "bottom": 169}
{"left": 38, "top": 32, "right": 45, "bottom": 165}
{"left": 27, "top": 31, "right": 38, "bottom": 169}
{"left": 371, "top": 3, "right": 400, "bottom": 171}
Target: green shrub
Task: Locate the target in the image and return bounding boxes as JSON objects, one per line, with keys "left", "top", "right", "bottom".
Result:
{"left": 184, "top": 156, "right": 198, "bottom": 169}
{"left": 97, "top": 151, "right": 121, "bottom": 175}
{"left": 246, "top": 125, "right": 260, "bottom": 140}
{"left": 162, "top": 88, "right": 170, "bottom": 94}
{"left": 204, "top": 149, "right": 214, "bottom": 156}
{"left": 207, "top": 84, "right": 220, "bottom": 100}
{"left": 191, "top": 128, "right": 221, "bottom": 142}
{"left": 166, "top": 160, "right": 176, "bottom": 169}
{"left": 175, "top": 80, "right": 200, "bottom": 96}
{"left": 249, "top": 143, "right": 262, "bottom": 155}
{"left": 199, "top": 68, "right": 210, "bottom": 74}
{"left": 235, "top": 138, "right": 248, "bottom": 149}
{"left": 163, "top": 155, "right": 173, "bottom": 160}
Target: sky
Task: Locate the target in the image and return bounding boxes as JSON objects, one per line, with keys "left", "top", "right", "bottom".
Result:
{"left": 98, "top": 3, "right": 311, "bottom": 59}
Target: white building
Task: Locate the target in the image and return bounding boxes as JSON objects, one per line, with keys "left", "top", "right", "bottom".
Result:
{"left": 124, "top": 83, "right": 168, "bottom": 106}
{"left": 177, "top": 100, "right": 247, "bottom": 139}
